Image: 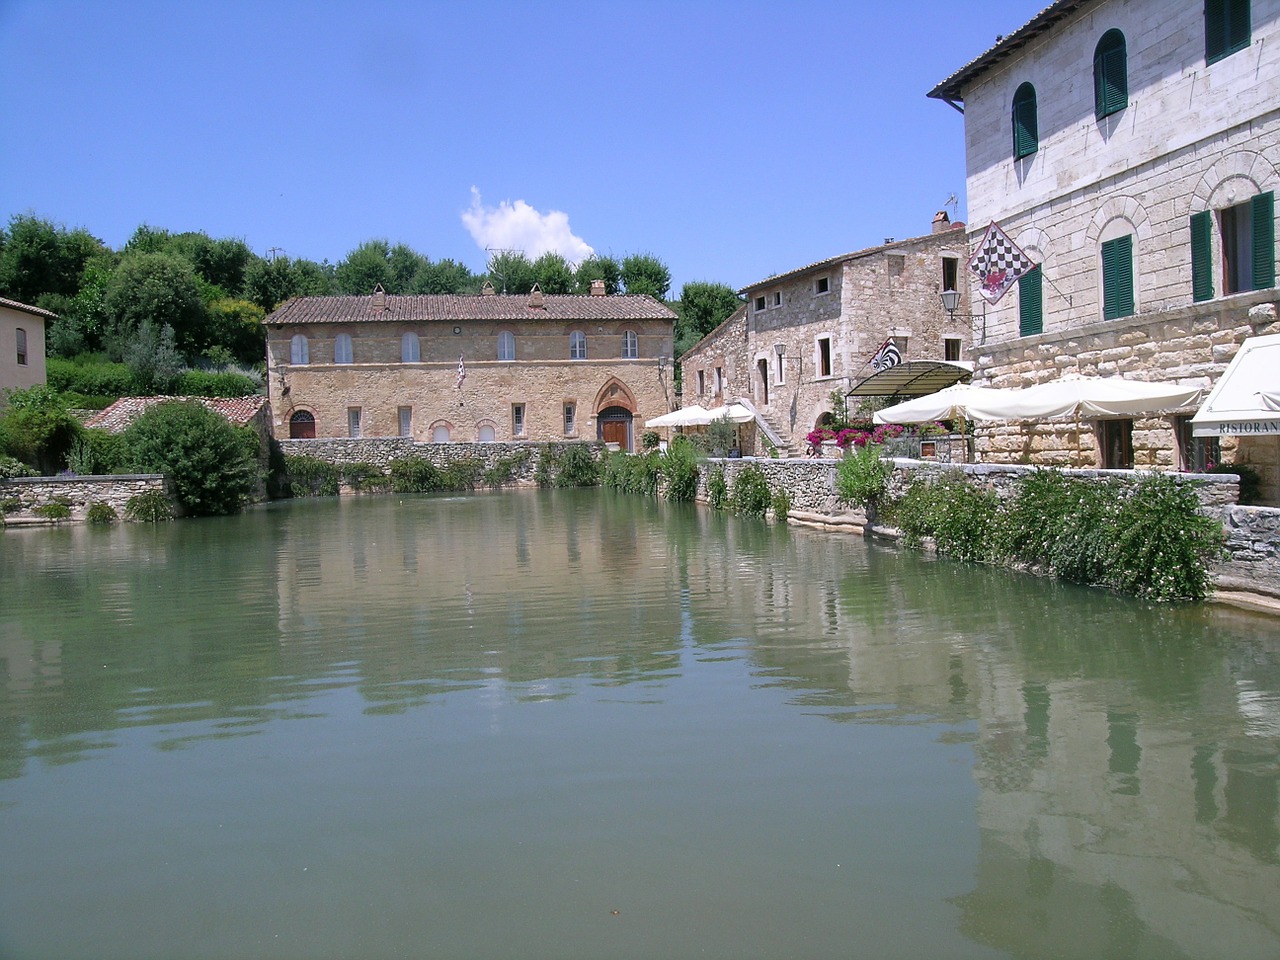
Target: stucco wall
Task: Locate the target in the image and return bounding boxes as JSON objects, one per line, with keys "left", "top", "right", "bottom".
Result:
{"left": 0, "top": 303, "right": 47, "bottom": 399}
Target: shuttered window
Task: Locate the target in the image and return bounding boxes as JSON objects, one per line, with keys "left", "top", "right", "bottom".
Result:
{"left": 1102, "top": 235, "right": 1134, "bottom": 320}
{"left": 1094, "top": 30, "right": 1128, "bottom": 119}
{"left": 1206, "top": 0, "right": 1251, "bottom": 64}
{"left": 1190, "top": 210, "right": 1215, "bottom": 302}
{"left": 1253, "top": 190, "right": 1276, "bottom": 290}
{"left": 1019, "top": 265, "right": 1043, "bottom": 336}
{"left": 1012, "top": 83, "right": 1038, "bottom": 159}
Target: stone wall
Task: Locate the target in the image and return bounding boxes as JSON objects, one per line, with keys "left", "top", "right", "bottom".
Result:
{"left": 1, "top": 474, "right": 168, "bottom": 524}
{"left": 1218, "top": 506, "right": 1280, "bottom": 599}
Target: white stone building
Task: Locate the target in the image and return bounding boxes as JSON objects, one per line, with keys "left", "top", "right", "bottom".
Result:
{"left": 930, "top": 0, "right": 1279, "bottom": 501}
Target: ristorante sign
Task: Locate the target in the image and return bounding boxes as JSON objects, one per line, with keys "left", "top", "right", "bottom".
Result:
{"left": 1193, "top": 419, "right": 1280, "bottom": 437}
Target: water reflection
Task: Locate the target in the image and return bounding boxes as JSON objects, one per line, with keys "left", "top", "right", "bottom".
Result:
{"left": 1, "top": 491, "right": 1278, "bottom": 958}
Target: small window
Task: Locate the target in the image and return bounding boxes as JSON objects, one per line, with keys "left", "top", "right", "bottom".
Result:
{"left": 1019, "top": 265, "right": 1043, "bottom": 336}
{"left": 335, "top": 333, "right": 353, "bottom": 364}
{"left": 696, "top": 369, "right": 706, "bottom": 395}
{"left": 714, "top": 366, "right": 724, "bottom": 394}
{"left": 432, "top": 424, "right": 450, "bottom": 443}
{"left": 498, "top": 330, "right": 516, "bottom": 361}
{"left": 772, "top": 292, "right": 781, "bottom": 306}
{"left": 512, "top": 403, "right": 526, "bottom": 437}
{"left": 818, "top": 337, "right": 832, "bottom": 377}
{"left": 401, "top": 332, "right": 420, "bottom": 363}
{"left": 1175, "top": 416, "right": 1220, "bottom": 472}
{"left": 1094, "top": 29, "right": 1128, "bottom": 119}
{"left": 15, "top": 327, "right": 27, "bottom": 366}
{"left": 1220, "top": 193, "right": 1276, "bottom": 294}
{"left": 398, "top": 406, "right": 412, "bottom": 437}
{"left": 944, "top": 338, "right": 962, "bottom": 362}
{"left": 563, "top": 403, "right": 576, "bottom": 435}
{"left": 1206, "top": 0, "right": 1251, "bottom": 64}
{"left": 816, "top": 277, "right": 830, "bottom": 294}
{"left": 1101, "top": 235, "right": 1135, "bottom": 320}
{"left": 478, "top": 423, "right": 497, "bottom": 442}
{"left": 347, "top": 407, "right": 362, "bottom": 438}
{"left": 1012, "top": 82, "right": 1038, "bottom": 159}
{"left": 569, "top": 330, "right": 587, "bottom": 360}
{"left": 942, "top": 257, "right": 959, "bottom": 293}
{"left": 1098, "top": 419, "right": 1133, "bottom": 469}
{"left": 755, "top": 296, "right": 766, "bottom": 311}
{"left": 290, "top": 334, "right": 309, "bottom": 365}
{"left": 622, "top": 329, "right": 638, "bottom": 359}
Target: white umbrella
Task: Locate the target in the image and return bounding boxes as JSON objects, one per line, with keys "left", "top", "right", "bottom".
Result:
{"left": 873, "top": 384, "right": 1013, "bottom": 424}
{"left": 645, "top": 405, "right": 711, "bottom": 428}
{"left": 966, "top": 376, "right": 1202, "bottom": 421}
{"left": 699, "top": 403, "right": 755, "bottom": 424}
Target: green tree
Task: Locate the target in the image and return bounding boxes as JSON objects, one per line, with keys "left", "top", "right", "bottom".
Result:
{"left": 410, "top": 257, "right": 474, "bottom": 294}
{"left": 0, "top": 385, "right": 82, "bottom": 474}
{"left": 675, "top": 281, "right": 742, "bottom": 356}
{"left": 122, "top": 319, "right": 183, "bottom": 393}
{"left": 574, "top": 255, "right": 622, "bottom": 294}
{"left": 104, "top": 252, "right": 208, "bottom": 358}
{"left": 123, "top": 400, "right": 259, "bottom": 516}
{"left": 205, "top": 298, "right": 266, "bottom": 366}
{"left": 243, "top": 255, "right": 296, "bottom": 312}
{"left": 621, "top": 253, "right": 671, "bottom": 300}
{"left": 486, "top": 251, "right": 535, "bottom": 294}
{"left": 531, "top": 252, "right": 575, "bottom": 294}
{"left": 0, "top": 215, "right": 107, "bottom": 305}
{"left": 335, "top": 240, "right": 394, "bottom": 294}
{"left": 387, "top": 243, "right": 427, "bottom": 293}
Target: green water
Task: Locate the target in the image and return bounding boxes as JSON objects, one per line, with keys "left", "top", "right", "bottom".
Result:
{"left": 1, "top": 490, "right": 1278, "bottom": 960}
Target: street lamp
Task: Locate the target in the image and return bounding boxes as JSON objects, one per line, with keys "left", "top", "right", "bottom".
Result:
{"left": 940, "top": 288, "right": 962, "bottom": 317}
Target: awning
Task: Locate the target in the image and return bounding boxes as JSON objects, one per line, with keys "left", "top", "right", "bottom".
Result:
{"left": 846, "top": 360, "right": 974, "bottom": 398}
{"left": 1191, "top": 333, "right": 1280, "bottom": 437}
{"left": 873, "top": 384, "right": 1015, "bottom": 424}
{"left": 964, "top": 375, "right": 1202, "bottom": 421}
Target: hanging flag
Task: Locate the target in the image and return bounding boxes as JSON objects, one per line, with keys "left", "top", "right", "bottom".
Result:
{"left": 870, "top": 338, "right": 902, "bottom": 372}
{"left": 455, "top": 353, "right": 466, "bottom": 389}
{"left": 968, "top": 221, "right": 1034, "bottom": 305}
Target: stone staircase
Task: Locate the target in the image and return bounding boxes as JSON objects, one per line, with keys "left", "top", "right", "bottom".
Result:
{"left": 734, "top": 398, "right": 803, "bottom": 457}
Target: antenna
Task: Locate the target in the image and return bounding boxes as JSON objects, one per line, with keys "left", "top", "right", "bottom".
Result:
{"left": 485, "top": 246, "right": 521, "bottom": 294}
{"left": 943, "top": 194, "right": 959, "bottom": 218}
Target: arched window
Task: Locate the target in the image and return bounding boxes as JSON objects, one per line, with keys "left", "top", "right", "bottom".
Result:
{"left": 401, "top": 332, "right": 420, "bottom": 362}
{"left": 334, "top": 333, "right": 353, "bottom": 364}
{"left": 289, "top": 410, "right": 316, "bottom": 439}
{"left": 569, "top": 330, "right": 587, "bottom": 360}
{"left": 621, "top": 329, "right": 638, "bottom": 359}
{"left": 478, "top": 423, "right": 497, "bottom": 442}
{"left": 1094, "top": 30, "right": 1128, "bottom": 119}
{"left": 498, "top": 330, "right": 516, "bottom": 361}
{"left": 432, "top": 424, "right": 451, "bottom": 443}
{"left": 1012, "top": 82, "right": 1038, "bottom": 159}
{"left": 1101, "top": 233, "right": 1135, "bottom": 320}
{"left": 290, "top": 334, "right": 309, "bottom": 365}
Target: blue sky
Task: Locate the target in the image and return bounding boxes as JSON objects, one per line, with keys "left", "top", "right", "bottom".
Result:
{"left": 0, "top": 0, "right": 1038, "bottom": 294}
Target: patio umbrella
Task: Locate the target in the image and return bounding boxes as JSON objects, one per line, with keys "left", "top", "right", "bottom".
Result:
{"left": 645, "top": 405, "right": 711, "bottom": 428}
{"left": 964, "top": 376, "right": 1202, "bottom": 421}
{"left": 873, "top": 384, "right": 1014, "bottom": 424}
{"left": 699, "top": 403, "right": 755, "bottom": 424}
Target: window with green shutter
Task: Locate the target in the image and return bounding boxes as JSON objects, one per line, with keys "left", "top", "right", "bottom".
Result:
{"left": 1094, "top": 30, "right": 1128, "bottom": 119}
{"left": 1012, "top": 83, "right": 1038, "bottom": 159}
{"left": 1221, "top": 191, "right": 1275, "bottom": 293}
{"left": 1101, "top": 235, "right": 1134, "bottom": 320}
{"left": 1019, "top": 265, "right": 1043, "bottom": 336}
{"left": 1206, "top": 0, "right": 1251, "bottom": 64}
{"left": 1252, "top": 191, "right": 1275, "bottom": 290}
{"left": 1191, "top": 210, "right": 1214, "bottom": 302}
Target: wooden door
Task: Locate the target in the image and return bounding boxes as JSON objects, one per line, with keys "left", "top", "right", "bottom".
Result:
{"left": 602, "top": 419, "right": 628, "bottom": 450}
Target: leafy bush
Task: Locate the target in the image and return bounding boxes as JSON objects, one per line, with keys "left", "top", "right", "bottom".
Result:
{"left": 0, "top": 385, "right": 83, "bottom": 474}
{"left": 835, "top": 443, "right": 893, "bottom": 506}
{"left": 0, "top": 454, "right": 36, "bottom": 479}
{"left": 661, "top": 435, "right": 700, "bottom": 503}
{"left": 122, "top": 400, "right": 259, "bottom": 516}
{"left": 440, "top": 458, "right": 485, "bottom": 491}
{"left": 1107, "top": 473, "right": 1223, "bottom": 601}
{"left": 536, "top": 443, "right": 600, "bottom": 488}
{"left": 772, "top": 488, "right": 791, "bottom": 521}
{"left": 641, "top": 431, "right": 660, "bottom": 451}
{"left": 125, "top": 490, "right": 175, "bottom": 522}
{"left": 45, "top": 356, "right": 139, "bottom": 399}
{"left": 997, "top": 469, "right": 1118, "bottom": 584}
{"left": 86, "top": 501, "right": 118, "bottom": 524}
{"left": 341, "top": 461, "right": 388, "bottom": 491}
{"left": 895, "top": 472, "right": 999, "bottom": 563}
{"left": 34, "top": 502, "right": 71, "bottom": 520}
{"left": 707, "top": 467, "right": 729, "bottom": 510}
{"left": 482, "top": 450, "right": 532, "bottom": 488}
{"left": 66, "top": 429, "right": 129, "bottom": 476}
{"left": 706, "top": 416, "right": 737, "bottom": 457}
{"left": 1209, "top": 462, "right": 1263, "bottom": 506}
{"left": 176, "top": 369, "right": 260, "bottom": 398}
{"left": 1, "top": 497, "right": 22, "bottom": 514}
{"left": 286, "top": 454, "right": 343, "bottom": 497}
{"left": 388, "top": 457, "right": 443, "bottom": 493}
{"left": 731, "top": 465, "right": 771, "bottom": 518}
{"left": 601, "top": 451, "right": 661, "bottom": 495}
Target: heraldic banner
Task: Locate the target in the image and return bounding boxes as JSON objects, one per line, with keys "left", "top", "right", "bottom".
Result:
{"left": 968, "top": 221, "right": 1034, "bottom": 305}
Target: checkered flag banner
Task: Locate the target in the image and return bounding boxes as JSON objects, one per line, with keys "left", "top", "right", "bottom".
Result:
{"left": 870, "top": 338, "right": 902, "bottom": 372}
{"left": 455, "top": 353, "right": 466, "bottom": 390}
{"left": 968, "top": 221, "right": 1034, "bottom": 305}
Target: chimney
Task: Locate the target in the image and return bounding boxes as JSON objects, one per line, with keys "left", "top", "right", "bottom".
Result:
{"left": 528, "top": 284, "right": 544, "bottom": 308}
{"left": 481, "top": 280, "right": 496, "bottom": 296}
{"left": 371, "top": 283, "right": 387, "bottom": 312}
{"left": 932, "top": 210, "right": 951, "bottom": 234}
{"left": 590, "top": 279, "right": 606, "bottom": 296}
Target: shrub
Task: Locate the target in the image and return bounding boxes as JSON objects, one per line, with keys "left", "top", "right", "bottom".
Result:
{"left": 483, "top": 450, "right": 531, "bottom": 488}
{"left": 66, "top": 429, "right": 130, "bottom": 476}
{"left": 86, "top": 501, "right": 118, "bottom": 525}
{"left": 176, "top": 370, "right": 260, "bottom": 398}
{"left": 125, "top": 490, "right": 175, "bottom": 522}
{"left": 45, "top": 356, "right": 139, "bottom": 399}
{"left": 1107, "top": 473, "right": 1223, "bottom": 601}
{"left": 0, "top": 454, "right": 36, "bottom": 479}
{"left": 122, "top": 400, "right": 259, "bottom": 516}
{"left": 536, "top": 443, "right": 600, "bottom": 488}
{"left": 835, "top": 443, "right": 893, "bottom": 506}
{"left": 641, "top": 431, "right": 660, "bottom": 451}
{"left": 341, "top": 461, "right": 388, "bottom": 491}
{"left": 706, "top": 416, "right": 737, "bottom": 457}
{"left": 34, "top": 502, "right": 71, "bottom": 520}
{"left": 388, "top": 457, "right": 443, "bottom": 493}
{"left": 1, "top": 497, "right": 22, "bottom": 514}
{"left": 894, "top": 471, "right": 1000, "bottom": 563}
{"left": 0, "top": 385, "right": 83, "bottom": 474}
{"left": 731, "top": 465, "right": 771, "bottom": 518}
{"left": 286, "top": 454, "right": 343, "bottom": 497}
{"left": 772, "top": 488, "right": 791, "bottom": 521}
{"left": 440, "top": 458, "right": 485, "bottom": 491}
{"left": 602, "top": 451, "right": 661, "bottom": 495}
{"left": 661, "top": 435, "right": 700, "bottom": 503}
{"left": 707, "top": 467, "right": 729, "bottom": 510}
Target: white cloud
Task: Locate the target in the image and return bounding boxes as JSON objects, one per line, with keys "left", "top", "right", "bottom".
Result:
{"left": 462, "top": 187, "right": 594, "bottom": 264}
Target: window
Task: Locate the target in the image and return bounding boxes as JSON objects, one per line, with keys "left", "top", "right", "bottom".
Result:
{"left": 290, "top": 334, "right": 309, "bottom": 365}
{"left": 775, "top": 350, "right": 785, "bottom": 385}
{"left": 622, "top": 329, "right": 638, "bottom": 359}
{"left": 772, "top": 292, "right": 781, "bottom": 306}
{"left": 942, "top": 257, "right": 959, "bottom": 293}
{"left": 478, "top": 423, "right": 497, "bottom": 442}
{"left": 816, "top": 277, "right": 830, "bottom": 294}
{"left": 1175, "top": 416, "right": 1220, "bottom": 472}
{"left": 1101, "top": 235, "right": 1134, "bottom": 320}
{"left": 401, "top": 332, "right": 420, "bottom": 363}
{"left": 334, "top": 333, "right": 353, "bottom": 364}
{"left": 818, "top": 336, "right": 832, "bottom": 377}
{"left": 696, "top": 369, "right": 706, "bottom": 395}
{"left": 1098, "top": 419, "right": 1133, "bottom": 469}
{"left": 347, "top": 407, "right": 362, "bottom": 438}
{"left": 887, "top": 256, "right": 905, "bottom": 279}
{"left": 398, "top": 406, "right": 412, "bottom": 437}
{"left": 1019, "top": 265, "right": 1043, "bottom": 335}
{"left": 498, "top": 330, "right": 515, "bottom": 361}
{"left": 512, "top": 403, "right": 526, "bottom": 436}
{"left": 288, "top": 410, "right": 315, "bottom": 439}
{"left": 1012, "top": 82, "right": 1038, "bottom": 159}
{"left": 563, "top": 403, "right": 576, "bottom": 435}
{"left": 755, "top": 295, "right": 766, "bottom": 311}
{"left": 1220, "top": 192, "right": 1276, "bottom": 294}
{"left": 944, "top": 338, "right": 962, "bottom": 362}
{"left": 714, "top": 366, "right": 724, "bottom": 393}
{"left": 569, "top": 330, "right": 587, "bottom": 360}
{"left": 432, "top": 424, "right": 451, "bottom": 443}
{"left": 15, "top": 327, "right": 27, "bottom": 366}
{"left": 1206, "top": 0, "right": 1250, "bottom": 64}
{"left": 1094, "top": 30, "right": 1128, "bottom": 119}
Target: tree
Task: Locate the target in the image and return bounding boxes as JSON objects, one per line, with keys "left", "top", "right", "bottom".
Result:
{"left": 486, "top": 251, "right": 535, "bottom": 294}
{"left": 574, "top": 255, "right": 622, "bottom": 294}
{"left": 387, "top": 243, "right": 427, "bottom": 293}
{"left": 675, "top": 281, "right": 743, "bottom": 356}
{"left": 123, "top": 400, "right": 259, "bottom": 516}
{"left": 122, "top": 320, "right": 183, "bottom": 393}
{"left": 531, "top": 252, "right": 575, "bottom": 294}
{"left": 410, "top": 258, "right": 474, "bottom": 294}
{"left": 621, "top": 253, "right": 671, "bottom": 300}
{"left": 205, "top": 298, "right": 266, "bottom": 366}
{"left": 0, "top": 215, "right": 107, "bottom": 305}
{"left": 0, "top": 385, "right": 82, "bottom": 475}
{"left": 243, "top": 255, "right": 296, "bottom": 312}
{"left": 335, "top": 240, "right": 394, "bottom": 294}
{"left": 104, "top": 252, "right": 208, "bottom": 359}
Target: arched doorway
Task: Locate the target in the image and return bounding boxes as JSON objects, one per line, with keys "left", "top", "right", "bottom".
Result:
{"left": 289, "top": 410, "right": 316, "bottom": 439}
{"left": 597, "top": 406, "right": 634, "bottom": 451}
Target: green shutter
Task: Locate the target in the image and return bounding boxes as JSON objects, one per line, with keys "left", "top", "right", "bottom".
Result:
{"left": 1102, "top": 235, "right": 1134, "bottom": 320}
{"left": 1253, "top": 191, "right": 1275, "bottom": 289}
{"left": 1094, "top": 31, "right": 1128, "bottom": 119}
{"left": 1228, "top": 0, "right": 1252, "bottom": 54}
{"left": 1207, "top": 0, "right": 1251, "bottom": 63}
{"left": 1012, "top": 83, "right": 1038, "bottom": 159}
{"left": 1191, "top": 210, "right": 1214, "bottom": 301}
{"left": 1019, "top": 266, "right": 1043, "bottom": 336}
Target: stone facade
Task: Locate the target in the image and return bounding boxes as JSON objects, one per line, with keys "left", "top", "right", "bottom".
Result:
{"left": 681, "top": 216, "right": 973, "bottom": 453}
{"left": 1, "top": 474, "right": 169, "bottom": 524}
{"left": 266, "top": 288, "right": 676, "bottom": 454}
{"left": 930, "top": 0, "right": 1280, "bottom": 503}
{"left": 0, "top": 297, "right": 51, "bottom": 402}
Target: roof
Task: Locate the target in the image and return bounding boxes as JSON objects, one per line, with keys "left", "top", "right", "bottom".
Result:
{"left": 0, "top": 296, "right": 58, "bottom": 320}
{"left": 740, "top": 228, "right": 967, "bottom": 294}
{"left": 265, "top": 292, "right": 677, "bottom": 326}
{"left": 928, "top": 0, "right": 1092, "bottom": 104}
{"left": 846, "top": 361, "right": 975, "bottom": 399}
{"left": 84, "top": 395, "right": 268, "bottom": 433}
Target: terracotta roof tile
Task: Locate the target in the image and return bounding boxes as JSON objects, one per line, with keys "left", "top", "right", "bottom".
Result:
{"left": 84, "top": 396, "right": 267, "bottom": 433}
{"left": 265, "top": 292, "right": 677, "bottom": 325}
{"left": 0, "top": 296, "right": 58, "bottom": 320}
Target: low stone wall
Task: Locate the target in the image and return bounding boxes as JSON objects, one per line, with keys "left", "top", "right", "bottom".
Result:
{"left": 1217, "top": 506, "right": 1280, "bottom": 600}
{"left": 1, "top": 474, "right": 168, "bottom": 525}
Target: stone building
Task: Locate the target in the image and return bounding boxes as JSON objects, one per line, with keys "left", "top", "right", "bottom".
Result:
{"left": 929, "top": 0, "right": 1280, "bottom": 500}
{"left": 0, "top": 297, "right": 51, "bottom": 402}
{"left": 680, "top": 214, "right": 973, "bottom": 453}
{"left": 264, "top": 284, "right": 676, "bottom": 453}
